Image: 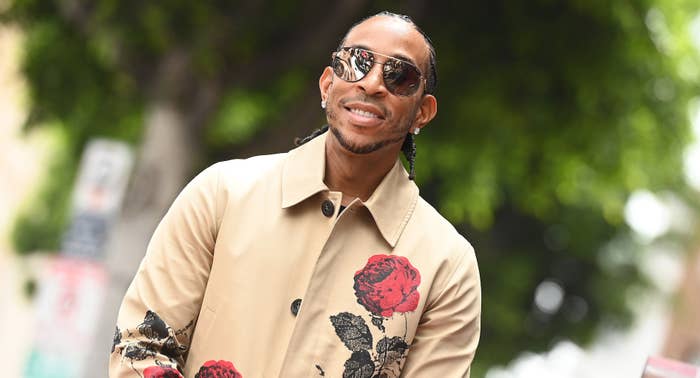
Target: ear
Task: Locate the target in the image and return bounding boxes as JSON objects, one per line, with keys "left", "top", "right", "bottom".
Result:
{"left": 319, "top": 66, "right": 333, "bottom": 102}
{"left": 412, "top": 94, "right": 437, "bottom": 132}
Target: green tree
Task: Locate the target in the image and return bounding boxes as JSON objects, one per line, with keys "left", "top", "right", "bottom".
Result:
{"left": 3, "top": 0, "right": 698, "bottom": 374}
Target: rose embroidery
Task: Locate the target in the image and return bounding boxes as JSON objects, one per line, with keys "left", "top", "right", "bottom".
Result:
{"left": 353, "top": 254, "right": 421, "bottom": 317}
{"left": 144, "top": 366, "right": 183, "bottom": 378}
{"left": 325, "top": 254, "right": 422, "bottom": 378}
{"left": 195, "top": 360, "right": 243, "bottom": 378}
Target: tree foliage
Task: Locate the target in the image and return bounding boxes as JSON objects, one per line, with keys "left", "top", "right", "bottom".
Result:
{"left": 3, "top": 0, "right": 699, "bottom": 374}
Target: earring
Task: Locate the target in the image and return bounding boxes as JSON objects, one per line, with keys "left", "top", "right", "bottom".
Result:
{"left": 413, "top": 128, "right": 421, "bottom": 135}
{"left": 321, "top": 100, "right": 327, "bottom": 109}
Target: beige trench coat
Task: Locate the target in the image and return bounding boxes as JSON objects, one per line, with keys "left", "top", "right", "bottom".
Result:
{"left": 109, "top": 131, "right": 481, "bottom": 377}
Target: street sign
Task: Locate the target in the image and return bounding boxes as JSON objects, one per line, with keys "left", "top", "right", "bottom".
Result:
{"left": 61, "top": 139, "right": 133, "bottom": 259}
{"left": 24, "top": 257, "right": 108, "bottom": 378}
{"left": 25, "top": 138, "right": 134, "bottom": 377}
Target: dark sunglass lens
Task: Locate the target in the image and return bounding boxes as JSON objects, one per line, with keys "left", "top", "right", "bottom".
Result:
{"left": 384, "top": 60, "right": 421, "bottom": 96}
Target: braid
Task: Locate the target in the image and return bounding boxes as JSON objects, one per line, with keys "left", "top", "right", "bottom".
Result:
{"left": 401, "top": 133, "right": 417, "bottom": 180}
{"left": 295, "top": 124, "right": 329, "bottom": 146}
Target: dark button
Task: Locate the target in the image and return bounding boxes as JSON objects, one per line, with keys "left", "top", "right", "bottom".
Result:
{"left": 321, "top": 200, "right": 335, "bottom": 217}
{"left": 290, "top": 298, "right": 302, "bottom": 316}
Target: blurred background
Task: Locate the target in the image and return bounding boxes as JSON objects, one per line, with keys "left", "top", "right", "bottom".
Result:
{"left": 1, "top": 1, "right": 700, "bottom": 377}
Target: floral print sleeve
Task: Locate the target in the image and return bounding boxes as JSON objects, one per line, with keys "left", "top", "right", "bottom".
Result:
{"left": 109, "top": 165, "right": 221, "bottom": 377}
{"left": 111, "top": 310, "right": 194, "bottom": 377}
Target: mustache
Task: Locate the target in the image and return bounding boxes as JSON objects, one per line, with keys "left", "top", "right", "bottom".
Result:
{"left": 339, "top": 95, "right": 390, "bottom": 118}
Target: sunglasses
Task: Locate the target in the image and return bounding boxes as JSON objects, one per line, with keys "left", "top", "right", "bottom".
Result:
{"left": 331, "top": 47, "right": 425, "bottom": 96}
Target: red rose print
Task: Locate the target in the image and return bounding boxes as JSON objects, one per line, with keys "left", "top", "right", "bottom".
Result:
{"left": 353, "top": 254, "right": 421, "bottom": 317}
{"left": 195, "top": 360, "right": 243, "bottom": 378}
{"left": 144, "top": 366, "right": 183, "bottom": 378}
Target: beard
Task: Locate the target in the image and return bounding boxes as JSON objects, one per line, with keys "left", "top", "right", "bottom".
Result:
{"left": 329, "top": 126, "right": 405, "bottom": 154}
{"left": 325, "top": 101, "right": 414, "bottom": 155}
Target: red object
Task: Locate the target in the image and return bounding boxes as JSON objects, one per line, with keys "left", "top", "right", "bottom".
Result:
{"left": 642, "top": 356, "right": 699, "bottom": 378}
{"left": 353, "top": 254, "right": 422, "bottom": 317}
{"left": 195, "top": 360, "right": 243, "bottom": 378}
{"left": 143, "top": 366, "right": 183, "bottom": 378}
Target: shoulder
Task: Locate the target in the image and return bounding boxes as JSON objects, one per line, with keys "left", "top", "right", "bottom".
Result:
{"left": 404, "top": 197, "right": 480, "bottom": 306}
{"left": 410, "top": 196, "right": 475, "bottom": 257}
{"left": 181, "top": 153, "right": 288, "bottom": 213}
{"left": 204, "top": 152, "right": 287, "bottom": 190}
{"left": 210, "top": 152, "right": 287, "bottom": 181}
{"left": 401, "top": 196, "right": 478, "bottom": 293}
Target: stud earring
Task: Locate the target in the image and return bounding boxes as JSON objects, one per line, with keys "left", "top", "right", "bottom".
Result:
{"left": 413, "top": 128, "right": 421, "bottom": 135}
{"left": 321, "top": 100, "right": 327, "bottom": 109}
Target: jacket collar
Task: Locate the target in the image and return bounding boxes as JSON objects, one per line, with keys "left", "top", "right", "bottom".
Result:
{"left": 281, "top": 130, "right": 419, "bottom": 247}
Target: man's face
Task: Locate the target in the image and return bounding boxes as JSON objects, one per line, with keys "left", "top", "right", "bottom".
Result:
{"left": 319, "top": 16, "right": 437, "bottom": 155}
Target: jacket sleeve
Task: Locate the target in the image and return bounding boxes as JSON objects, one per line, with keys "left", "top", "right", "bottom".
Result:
{"left": 109, "top": 164, "right": 222, "bottom": 377}
{"left": 400, "top": 244, "right": 482, "bottom": 378}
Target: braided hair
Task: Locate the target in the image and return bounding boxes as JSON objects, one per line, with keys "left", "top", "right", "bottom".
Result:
{"left": 294, "top": 124, "right": 329, "bottom": 147}
{"left": 401, "top": 133, "right": 417, "bottom": 180}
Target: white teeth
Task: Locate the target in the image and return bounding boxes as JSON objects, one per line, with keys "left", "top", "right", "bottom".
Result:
{"left": 349, "top": 108, "right": 379, "bottom": 118}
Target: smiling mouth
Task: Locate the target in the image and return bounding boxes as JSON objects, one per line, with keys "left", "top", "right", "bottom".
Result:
{"left": 347, "top": 107, "right": 381, "bottom": 119}
{"left": 344, "top": 104, "right": 387, "bottom": 121}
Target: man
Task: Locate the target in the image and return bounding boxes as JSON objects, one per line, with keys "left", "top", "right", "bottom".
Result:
{"left": 110, "top": 11, "right": 481, "bottom": 378}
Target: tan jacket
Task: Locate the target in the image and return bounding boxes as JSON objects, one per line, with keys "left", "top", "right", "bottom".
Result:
{"left": 109, "top": 131, "right": 481, "bottom": 378}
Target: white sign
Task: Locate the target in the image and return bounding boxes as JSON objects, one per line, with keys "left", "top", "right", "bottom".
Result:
{"left": 62, "top": 139, "right": 133, "bottom": 259}
{"left": 71, "top": 139, "right": 133, "bottom": 216}
{"left": 24, "top": 257, "right": 108, "bottom": 378}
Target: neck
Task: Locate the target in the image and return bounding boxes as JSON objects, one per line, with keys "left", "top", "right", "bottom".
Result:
{"left": 324, "top": 134, "right": 400, "bottom": 206}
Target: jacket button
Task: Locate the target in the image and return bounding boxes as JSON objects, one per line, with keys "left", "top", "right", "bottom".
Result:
{"left": 291, "top": 298, "right": 302, "bottom": 316}
{"left": 321, "top": 200, "right": 335, "bottom": 217}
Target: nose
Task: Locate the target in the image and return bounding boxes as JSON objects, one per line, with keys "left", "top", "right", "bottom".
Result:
{"left": 356, "top": 62, "right": 388, "bottom": 96}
